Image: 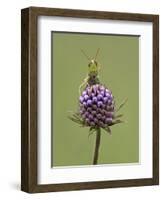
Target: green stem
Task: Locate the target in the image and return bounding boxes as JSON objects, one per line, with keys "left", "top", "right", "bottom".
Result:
{"left": 93, "top": 128, "right": 101, "bottom": 165}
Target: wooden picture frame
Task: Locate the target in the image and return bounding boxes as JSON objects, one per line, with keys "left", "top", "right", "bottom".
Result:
{"left": 21, "top": 7, "right": 159, "bottom": 193}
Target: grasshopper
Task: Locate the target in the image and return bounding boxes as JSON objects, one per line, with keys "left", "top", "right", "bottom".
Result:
{"left": 79, "top": 48, "right": 101, "bottom": 94}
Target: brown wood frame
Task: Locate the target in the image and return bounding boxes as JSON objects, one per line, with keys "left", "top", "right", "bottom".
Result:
{"left": 21, "top": 6, "right": 159, "bottom": 193}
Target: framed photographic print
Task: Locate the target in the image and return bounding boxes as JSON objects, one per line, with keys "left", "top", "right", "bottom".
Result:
{"left": 21, "top": 7, "right": 159, "bottom": 193}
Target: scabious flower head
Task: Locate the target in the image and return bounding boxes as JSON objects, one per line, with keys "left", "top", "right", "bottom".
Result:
{"left": 79, "top": 84, "right": 115, "bottom": 128}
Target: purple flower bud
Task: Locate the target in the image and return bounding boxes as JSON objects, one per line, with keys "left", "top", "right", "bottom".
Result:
{"left": 97, "top": 108, "right": 101, "bottom": 113}
{"left": 110, "top": 105, "right": 114, "bottom": 110}
{"left": 85, "top": 111, "right": 89, "bottom": 117}
{"left": 105, "top": 88, "right": 111, "bottom": 93}
{"left": 90, "top": 121, "right": 95, "bottom": 126}
{"left": 85, "top": 118, "right": 90, "bottom": 124}
{"left": 91, "top": 110, "right": 96, "bottom": 115}
{"left": 87, "top": 99, "right": 92, "bottom": 106}
{"left": 111, "top": 100, "right": 115, "bottom": 105}
{"left": 92, "top": 96, "right": 97, "bottom": 103}
{"left": 108, "top": 100, "right": 112, "bottom": 106}
{"left": 100, "top": 90, "right": 105, "bottom": 96}
{"left": 108, "top": 96, "right": 113, "bottom": 101}
{"left": 97, "top": 101, "right": 103, "bottom": 107}
{"left": 80, "top": 110, "right": 84, "bottom": 115}
{"left": 99, "top": 109, "right": 105, "bottom": 115}
{"left": 78, "top": 84, "right": 115, "bottom": 128}
{"left": 92, "top": 104, "right": 97, "bottom": 110}
{"left": 87, "top": 107, "right": 92, "bottom": 112}
{"left": 83, "top": 102, "right": 87, "bottom": 107}
{"left": 94, "top": 118, "right": 98, "bottom": 123}
{"left": 84, "top": 94, "right": 89, "bottom": 101}
{"left": 99, "top": 120, "right": 105, "bottom": 127}
{"left": 82, "top": 91, "right": 87, "bottom": 96}
{"left": 106, "top": 105, "right": 111, "bottom": 110}
{"left": 105, "top": 92, "right": 110, "bottom": 98}
{"left": 106, "top": 112, "right": 113, "bottom": 118}
{"left": 97, "top": 113, "right": 102, "bottom": 119}
{"left": 80, "top": 105, "right": 86, "bottom": 111}
{"left": 103, "top": 97, "right": 108, "bottom": 103}
{"left": 105, "top": 118, "right": 112, "bottom": 124}
{"left": 88, "top": 114, "right": 93, "bottom": 120}
{"left": 103, "top": 124, "right": 107, "bottom": 128}
{"left": 108, "top": 105, "right": 114, "bottom": 111}
{"left": 91, "top": 93, "right": 95, "bottom": 98}
{"left": 79, "top": 96, "right": 84, "bottom": 103}
{"left": 97, "top": 94, "right": 103, "bottom": 100}
{"left": 100, "top": 86, "right": 105, "bottom": 91}
{"left": 82, "top": 113, "right": 86, "bottom": 119}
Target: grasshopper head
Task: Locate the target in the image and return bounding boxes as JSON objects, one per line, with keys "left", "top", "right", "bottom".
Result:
{"left": 88, "top": 59, "right": 99, "bottom": 76}
{"left": 81, "top": 48, "right": 100, "bottom": 77}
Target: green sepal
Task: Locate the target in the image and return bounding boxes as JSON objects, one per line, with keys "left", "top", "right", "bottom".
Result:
{"left": 88, "top": 127, "right": 97, "bottom": 138}
{"left": 68, "top": 111, "right": 85, "bottom": 126}
{"left": 114, "top": 114, "right": 123, "bottom": 119}
{"left": 109, "top": 119, "right": 125, "bottom": 126}
{"left": 102, "top": 126, "right": 111, "bottom": 134}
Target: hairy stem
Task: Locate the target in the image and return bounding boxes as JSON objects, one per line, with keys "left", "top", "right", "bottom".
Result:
{"left": 93, "top": 128, "right": 101, "bottom": 165}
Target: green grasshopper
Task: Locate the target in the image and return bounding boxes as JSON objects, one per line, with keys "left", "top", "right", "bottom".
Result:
{"left": 79, "top": 48, "right": 101, "bottom": 94}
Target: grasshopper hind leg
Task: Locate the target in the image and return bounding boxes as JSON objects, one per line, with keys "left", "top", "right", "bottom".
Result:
{"left": 79, "top": 76, "right": 89, "bottom": 95}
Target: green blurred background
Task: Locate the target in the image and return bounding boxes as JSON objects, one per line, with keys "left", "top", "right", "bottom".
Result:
{"left": 52, "top": 32, "right": 139, "bottom": 167}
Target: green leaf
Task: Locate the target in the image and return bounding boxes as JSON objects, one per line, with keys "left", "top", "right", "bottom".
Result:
{"left": 116, "top": 98, "right": 128, "bottom": 112}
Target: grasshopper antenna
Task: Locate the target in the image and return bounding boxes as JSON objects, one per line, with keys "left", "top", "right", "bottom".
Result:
{"left": 80, "top": 49, "right": 91, "bottom": 61}
{"left": 94, "top": 48, "right": 100, "bottom": 61}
